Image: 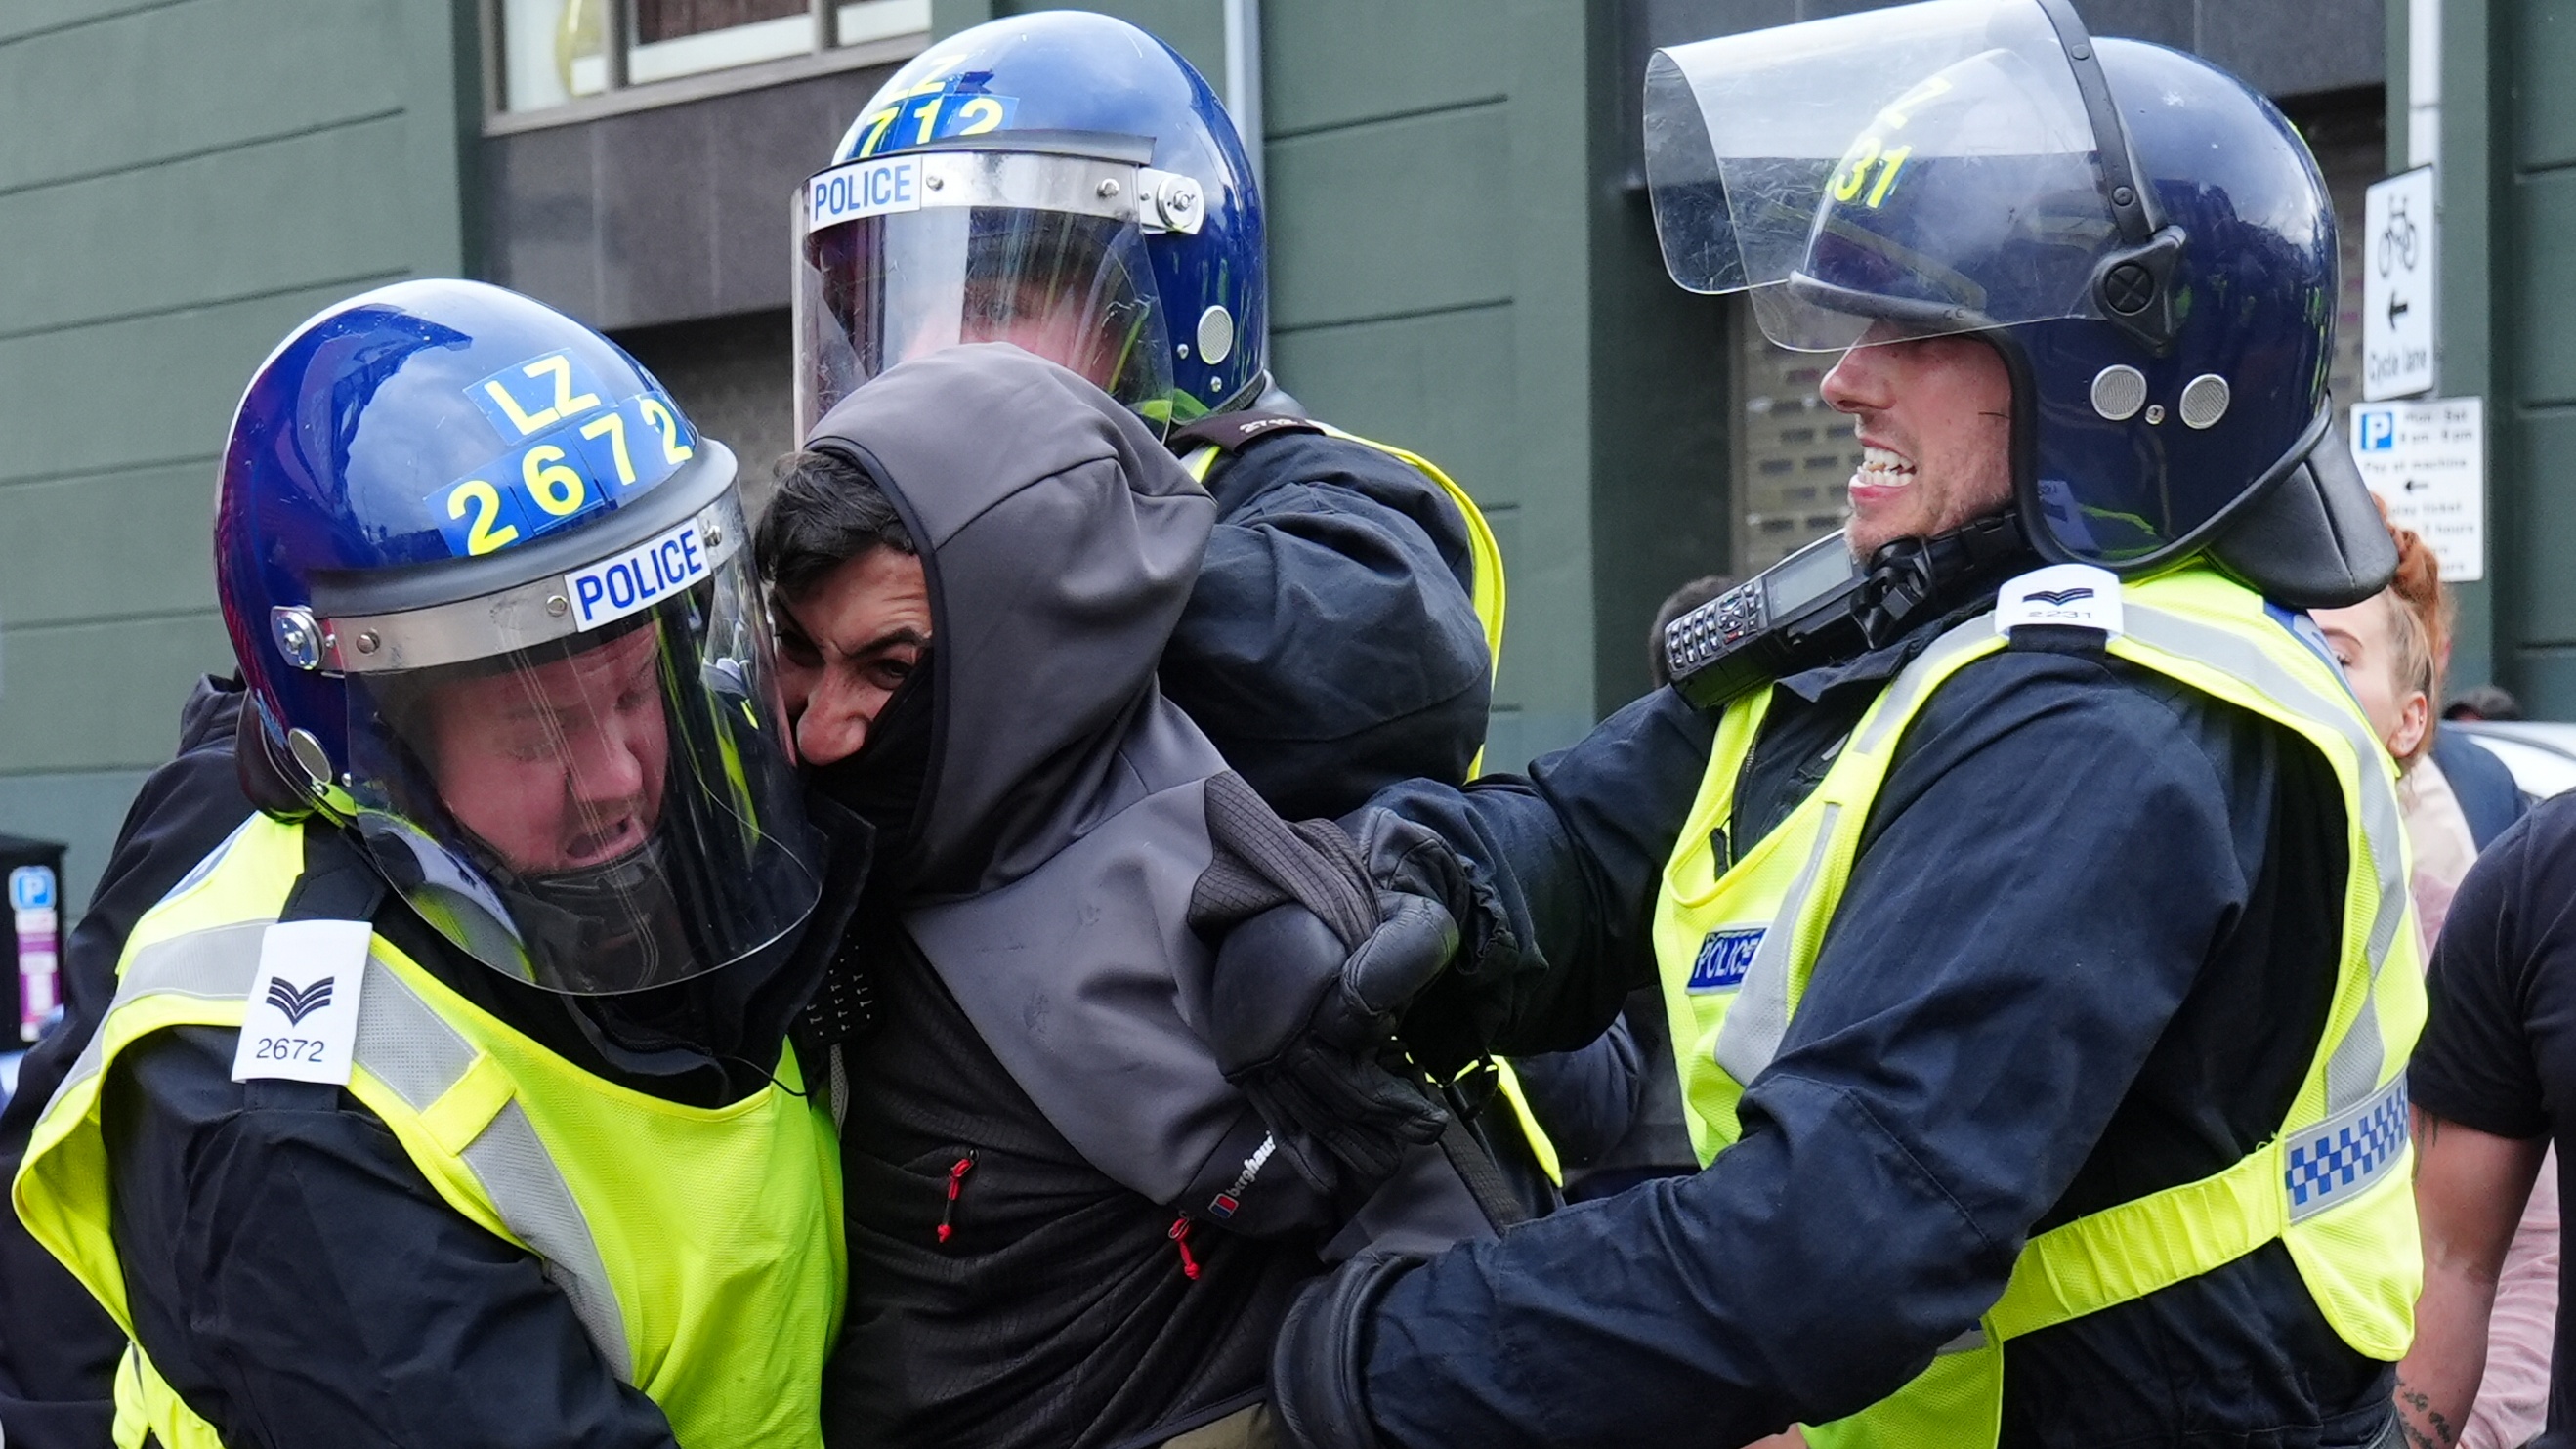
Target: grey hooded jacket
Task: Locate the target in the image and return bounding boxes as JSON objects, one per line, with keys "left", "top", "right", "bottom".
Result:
{"left": 808, "top": 347, "right": 1470, "bottom": 1449}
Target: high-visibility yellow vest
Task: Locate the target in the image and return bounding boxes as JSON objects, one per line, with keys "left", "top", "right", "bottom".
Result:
{"left": 15, "top": 815, "right": 845, "bottom": 1449}
{"left": 1651, "top": 565, "right": 2424, "bottom": 1447}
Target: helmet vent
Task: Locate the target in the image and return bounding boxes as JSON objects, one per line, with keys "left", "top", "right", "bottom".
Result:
{"left": 2178, "top": 373, "right": 2231, "bottom": 430}
{"left": 2090, "top": 365, "right": 2148, "bottom": 423}
{"left": 1196, "top": 305, "right": 1235, "bottom": 366}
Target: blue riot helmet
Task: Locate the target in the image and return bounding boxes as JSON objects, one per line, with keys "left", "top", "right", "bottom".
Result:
{"left": 217, "top": 279, "right": 820, "bottom": 995}
{"left": 1646, "top": 0, "right": 2393, "bottom": 601}
{"left": 792, "top": 10, "right": 1262, "bottom": 438}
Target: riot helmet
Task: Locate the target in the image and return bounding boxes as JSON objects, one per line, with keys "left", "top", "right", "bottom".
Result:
{"left": 1646, "top": 0, "right": 2393, "bottom": 601}
{"left": 792, "top": 10, "right": 1263, "bottom": 438}
{"left": 218, "top": 279, "right": 821, "bottom": 995}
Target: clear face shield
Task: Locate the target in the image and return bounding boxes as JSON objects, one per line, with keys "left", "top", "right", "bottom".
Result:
{"left": 1643, "top": 0, "right": 2126, "bottom": 352}
{"left": 794, "top": 145, "right": 1203, "bottom": 438}
{"left": 319, "top": 489, "right": 821, "bottom": 996}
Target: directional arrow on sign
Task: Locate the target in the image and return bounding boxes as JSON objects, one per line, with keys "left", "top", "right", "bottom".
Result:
{"left": 2387, "top": 293, "right": 2409, "bottom": 327}
{"left": 2403, "top": 476, "right": 2428, "bottom": 491}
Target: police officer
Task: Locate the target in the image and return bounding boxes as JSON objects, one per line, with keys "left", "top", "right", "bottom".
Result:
{"left": 1204, "top": 5, "right": 2426, "bottom": 1445}
{"left": 13, "top": 280, "right": 853, "bottom": 1448}
{"left": 793, "top": 9, "right": 1505, "bottom": 818}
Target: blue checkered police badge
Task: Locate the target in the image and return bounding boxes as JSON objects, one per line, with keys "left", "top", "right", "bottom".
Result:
{"left": 1688, "top": 927, "right": 1763, "bottom": 992}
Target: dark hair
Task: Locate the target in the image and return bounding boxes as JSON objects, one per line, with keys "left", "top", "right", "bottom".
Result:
{"left": 754, "top": 447, "right": 917, "bottom": 601}
{"left": 1648, "top": 574, "right": 1737, "bottom": 686}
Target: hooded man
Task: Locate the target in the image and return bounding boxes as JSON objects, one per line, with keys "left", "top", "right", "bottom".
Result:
{"left": 758, "top": 345, "right": 1498, "bottom": 1449}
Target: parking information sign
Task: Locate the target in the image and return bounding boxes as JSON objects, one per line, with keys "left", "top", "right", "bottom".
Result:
{"left": 2350, "top": 397, "right": 2484, "bottom": 581}
{"left": 2363, "top": 167, "right": 2438, "bottom": 401}
{"left": 10, "top": 864, "right": 57, "bottom": 1044}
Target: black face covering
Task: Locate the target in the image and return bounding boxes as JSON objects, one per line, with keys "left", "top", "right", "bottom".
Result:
{"left": 808, "top": 650, "right": 938, "bottom": 889}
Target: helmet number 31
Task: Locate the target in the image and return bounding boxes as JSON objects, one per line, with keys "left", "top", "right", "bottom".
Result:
{"left": 1829, "top": 74, "right": 1951, "bottom": 212}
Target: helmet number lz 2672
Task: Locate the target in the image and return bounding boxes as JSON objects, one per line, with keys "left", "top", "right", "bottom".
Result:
{"left": 429, "top": 384, "right": 697, "bottom": 558}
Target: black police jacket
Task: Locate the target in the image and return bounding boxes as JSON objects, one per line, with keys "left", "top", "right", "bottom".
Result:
{"left": 1160, "top": 425, "right": 1491, "bottom": 821}
{"left": 0, "top": 674, "right": 247, "bottom": 1449}
{"left": 1357, "top": 606, "right": 2398, "bottom": 1449}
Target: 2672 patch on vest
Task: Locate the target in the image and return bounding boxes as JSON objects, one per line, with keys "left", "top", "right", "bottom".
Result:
{"left": 1688, "top": 927, "right": 1763, "bottom": 992}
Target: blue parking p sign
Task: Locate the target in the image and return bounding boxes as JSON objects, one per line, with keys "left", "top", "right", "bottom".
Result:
{"left": 2357, "top": 409, "right": 2397, "bottom": 451}
{"left": 9, "top": 865, "right": 54, "bottom": 913}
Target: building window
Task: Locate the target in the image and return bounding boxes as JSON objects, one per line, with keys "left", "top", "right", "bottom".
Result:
{"left": 496, "top": 0, "right": 928, "bottom": 114}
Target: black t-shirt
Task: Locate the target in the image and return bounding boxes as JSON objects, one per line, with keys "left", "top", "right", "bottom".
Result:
{"left": 2410, "top": 790, "right": 2576, "bottom": 1446}
{"left": 824, "top": 914, "right": 1322, "bottom": 1449}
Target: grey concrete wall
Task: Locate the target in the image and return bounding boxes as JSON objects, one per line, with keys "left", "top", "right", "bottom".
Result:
{"left": 0, "top": 0, "right": 474, "bottom": 910}
{"left": 2485, "top": 1, "right": 2576, "bottom": 710}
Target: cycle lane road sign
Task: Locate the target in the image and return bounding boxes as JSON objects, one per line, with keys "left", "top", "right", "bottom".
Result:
{"left": 2364, "top": 166, "right": 2437, "bottom": 402}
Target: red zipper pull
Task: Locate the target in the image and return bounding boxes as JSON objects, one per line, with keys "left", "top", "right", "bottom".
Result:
{"left": 1167, "top": 1215, "right": 1203, "bottom": 1281}
{"left": 937, "top": 1151, "right": 976, "bottom": 1246}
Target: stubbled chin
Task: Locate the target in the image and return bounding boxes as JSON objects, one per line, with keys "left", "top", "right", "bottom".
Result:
{"left": 1846, "top": 481, "right": 1923, "bottom": 557}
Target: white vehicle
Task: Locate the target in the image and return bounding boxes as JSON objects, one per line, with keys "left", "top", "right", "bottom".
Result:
{"left": 2450, "top": 720, "right": 2576, "bottom": 799}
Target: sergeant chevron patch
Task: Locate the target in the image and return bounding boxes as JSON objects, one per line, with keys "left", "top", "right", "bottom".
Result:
{"left": 232, "top": 918, "right": 370, "bottom": 1087}
{"left": 1995, "top": 564, "right": 2125, "bottom": 640}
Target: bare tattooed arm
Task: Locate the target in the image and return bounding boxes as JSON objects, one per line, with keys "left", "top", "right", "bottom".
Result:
{"left": 2395, "top": 1106, "right": 2546, "bottom": 1448}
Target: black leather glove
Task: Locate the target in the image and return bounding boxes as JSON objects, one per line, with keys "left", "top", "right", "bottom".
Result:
{"left": 1208, "top": 896, "right": 1457, "bottom": 1197}
{"left": 1270, "top": 1248, "right": 1425, "bottom": 1449}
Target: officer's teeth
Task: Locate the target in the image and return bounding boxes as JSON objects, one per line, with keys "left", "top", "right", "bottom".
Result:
{"left": 1854, "top": 446, "right": 1916, "bottom": 483}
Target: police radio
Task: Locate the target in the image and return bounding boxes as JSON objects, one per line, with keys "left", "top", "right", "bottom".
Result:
{"left": 1664, "top": 532, "right": 1870, "bottom": 709}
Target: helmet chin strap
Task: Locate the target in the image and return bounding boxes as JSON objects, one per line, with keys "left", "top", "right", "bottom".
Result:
{"left": 1852, "top": 508, "right": 2036, "bottom": 649}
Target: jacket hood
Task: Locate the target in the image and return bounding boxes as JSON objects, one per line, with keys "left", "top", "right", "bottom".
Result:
{"left": 805, "top": 344, "right": 1215, "bottom": 897}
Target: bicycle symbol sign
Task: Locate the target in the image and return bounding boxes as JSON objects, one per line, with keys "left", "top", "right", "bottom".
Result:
{"left": 2362, "top": 166, "right": 2436, "bottom": 401}
{"left": 2377, "top": 197, "right": 2418, "bottom": 277}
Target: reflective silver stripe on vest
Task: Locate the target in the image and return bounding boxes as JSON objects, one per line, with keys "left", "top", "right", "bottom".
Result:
{"left": 459, "top": 1098, "right": 631, "bottom": 1380}
{"left": 1714, "top": 616, "right": 1993, "bottom": 1087}
{"left": 39, "top": 919, "right": 275, "bottom": 1125}
{"left": 2119, "top": 604, "right": 2409, "bottom": 1115}
{"left": 347, "top": 952, "right": 633, "bottom": 1382}
{"left": 55, "top": 917, "right": 634, "bottom": 1384}
{"left": 2284, "top": 1071, "right": 2408, "bottom": 1222}
{"left": 1711, "top": 804, "right": 1840, "bottom": 1087}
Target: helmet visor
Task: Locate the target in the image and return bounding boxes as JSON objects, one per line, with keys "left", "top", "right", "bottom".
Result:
{"left": 1644, "top": 0, "right": 2122, "bottom": 351}
{"left": 795, "top": 149, "right": 1174, "bottom": 436}
{"left": 335, "top": 510, "right": 819, "bottom": 995}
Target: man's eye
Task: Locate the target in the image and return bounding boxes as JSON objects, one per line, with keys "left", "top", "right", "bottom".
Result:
{"left": 778, "top": 635, "right": 822, "bottom": 667}
{"left": 866, "top": 658, "right": 914, "bottom": 690}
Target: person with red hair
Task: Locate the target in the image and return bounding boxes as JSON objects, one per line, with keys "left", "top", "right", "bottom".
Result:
{"left": 2336, "top": 505, "right": 2555, "bottom": 1449}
